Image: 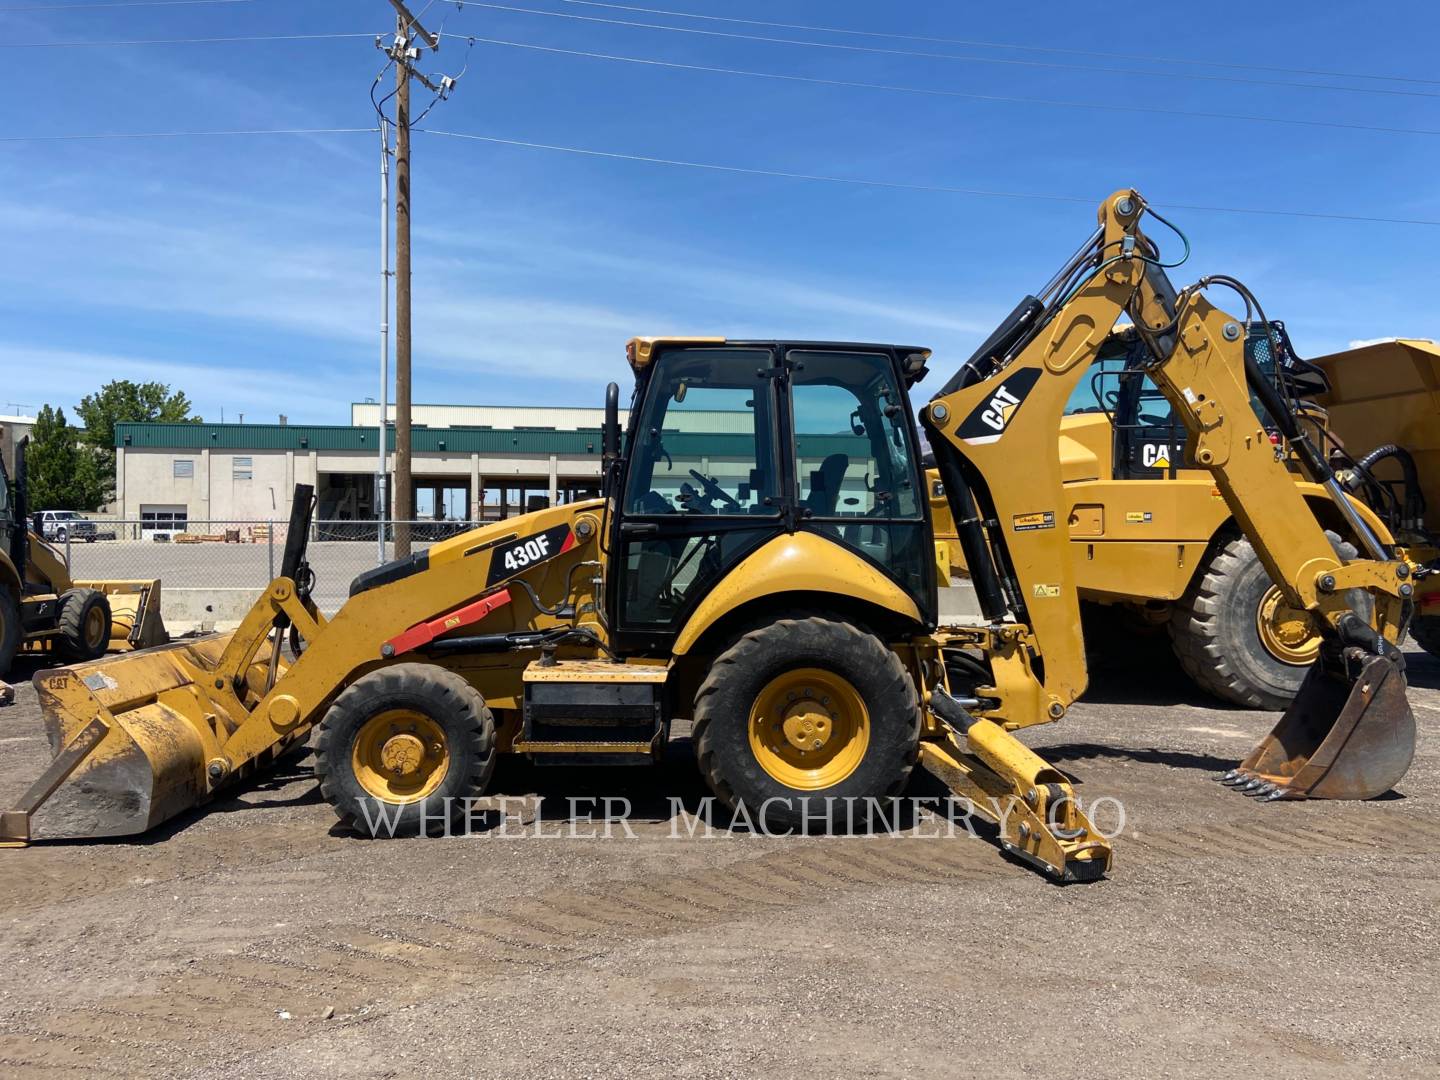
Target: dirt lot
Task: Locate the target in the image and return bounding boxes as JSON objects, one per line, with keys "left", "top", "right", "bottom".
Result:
{"left": 0, "top": 645, "right": 1436, "bottom": 1079}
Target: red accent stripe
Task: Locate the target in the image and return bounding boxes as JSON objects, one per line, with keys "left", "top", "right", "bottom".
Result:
{"left": 385, "top": 589, "right": 512, "bottom": 656}
{"left": 559, "top": 528, "right": 577, "bottom": 554}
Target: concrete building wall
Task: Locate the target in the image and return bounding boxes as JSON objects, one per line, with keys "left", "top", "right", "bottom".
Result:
{"left": 121, "top": 448, "right": 303, "bottom": 521}
{"left": 119, "top": 445, "right": 606, "bottom": 522}
{"left": 0, "top": 415, "right": 36, "bottom": 474}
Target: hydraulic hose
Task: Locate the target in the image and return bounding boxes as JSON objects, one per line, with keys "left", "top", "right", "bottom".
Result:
{"left": 1351, "top": 444, "right": 1426, "bottom": 530}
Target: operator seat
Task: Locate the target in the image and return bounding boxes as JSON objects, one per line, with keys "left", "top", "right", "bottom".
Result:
{"left": 803, "top": 453, "right": 849, "bottom": 518}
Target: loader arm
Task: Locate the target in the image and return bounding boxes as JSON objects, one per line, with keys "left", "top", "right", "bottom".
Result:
{"left": 922, "top": 190, "right": 1413, "bottom": 830}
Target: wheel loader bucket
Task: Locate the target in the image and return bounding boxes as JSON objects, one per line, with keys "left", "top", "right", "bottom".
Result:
{"left": 0, "top": 633, "right": 278, "bottom": 845}
{"left": 1222, "top": 651, "right": 1415, "bottom": 801}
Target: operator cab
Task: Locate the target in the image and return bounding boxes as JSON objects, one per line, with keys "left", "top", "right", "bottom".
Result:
{"left": 605, "top": 338, "right": 935, "bottom": 651}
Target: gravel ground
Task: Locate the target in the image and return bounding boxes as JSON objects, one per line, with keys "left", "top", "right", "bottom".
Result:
{"left": 0, "top": 640, "right": 1435, "bottom": 1079}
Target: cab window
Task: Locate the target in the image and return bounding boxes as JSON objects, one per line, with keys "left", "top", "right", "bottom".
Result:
{"left": 789, "top": 351, "right": 920, "bottom": 520}
{"left": 623, "top": 348, "right": 778, "bottom": 517}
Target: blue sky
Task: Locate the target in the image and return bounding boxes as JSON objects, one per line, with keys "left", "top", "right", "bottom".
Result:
{"left": 2, "top": 0, "right": 1438, "bottom": 425}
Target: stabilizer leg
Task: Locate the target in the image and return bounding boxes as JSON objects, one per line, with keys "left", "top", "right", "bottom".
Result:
{"left": 921, "top": 689, "right": 1112, "bottom": 882}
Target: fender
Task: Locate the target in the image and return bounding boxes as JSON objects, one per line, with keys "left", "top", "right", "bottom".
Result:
{"left": 672, "top": 532, "right": 922, "bottom": 656}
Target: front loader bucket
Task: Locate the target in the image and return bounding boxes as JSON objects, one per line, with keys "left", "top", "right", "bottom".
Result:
{"left": 1223, "top": 653, "right": 1415, "bottom": 800}
{"left": 0, "top": 633, "right": 274, "bottom": 844}
{"left": 78, "top": 579, "right": 170, "bottom": 652}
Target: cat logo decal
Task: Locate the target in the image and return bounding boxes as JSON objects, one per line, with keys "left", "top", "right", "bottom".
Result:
{"left": 956, "top": 368, "right": 1043, "bottom": 446}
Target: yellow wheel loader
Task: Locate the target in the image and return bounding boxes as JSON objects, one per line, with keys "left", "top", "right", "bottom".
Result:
{"left": 1, "top": 190, "right": 1417, "bottom": 883}
{"left": 930, "top": 323, "right": 1397, "bottom": 709}
{"left": 0, "top": 438, "right": 167, "bottom": 678}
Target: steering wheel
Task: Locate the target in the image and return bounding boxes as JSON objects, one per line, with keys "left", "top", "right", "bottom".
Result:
{"left": 689, "top": 468, "right": 740, "bottom": 509}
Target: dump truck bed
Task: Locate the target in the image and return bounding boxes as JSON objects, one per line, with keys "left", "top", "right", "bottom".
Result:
{"left": 1312, "top": 338, "right": 1440, "bottom": 515}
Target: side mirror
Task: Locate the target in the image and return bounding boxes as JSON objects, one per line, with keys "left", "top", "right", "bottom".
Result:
{"left": 601, "top": 382, "right": 622, "bottom": 496}
{"left": 603, "top": 382, "right": 621, "bottom": 462}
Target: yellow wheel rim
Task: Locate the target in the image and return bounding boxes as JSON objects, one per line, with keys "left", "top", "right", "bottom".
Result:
{"left": 84, "top": 605, "right": 107, "bottom": 649}
{"left": 1256, "top": 585, "right": 1320, "bottom": 666}
{"left": 351, "top": 709, "right": 451, "bottom": 803}
{"left": 747, "top": 668, "right": 870, "bottom": 791}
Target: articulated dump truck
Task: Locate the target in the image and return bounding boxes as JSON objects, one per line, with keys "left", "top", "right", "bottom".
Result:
{"left": 1307, "top": 338, "right": 1440, "bottom": 652}
{"left": 0, "top": 190, "right": 1418, "bottom": 883}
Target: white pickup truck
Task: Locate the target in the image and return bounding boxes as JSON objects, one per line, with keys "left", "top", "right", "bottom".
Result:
{"left": 35, "top": 509, "right": 98, "bottom": 543}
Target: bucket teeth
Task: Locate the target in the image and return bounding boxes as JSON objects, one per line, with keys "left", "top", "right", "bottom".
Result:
{"left": 1217, "top": 770, "right": 1242, "bottom": 784}
{"left": 1221, "top": 772, "right": 1253, "bottom": 788}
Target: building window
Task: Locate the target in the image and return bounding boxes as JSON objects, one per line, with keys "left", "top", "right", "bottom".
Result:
{"left": 233, "top": 456, "right": 253, "bottom": 481}
{"left": 173, "top": 458, "right": 195, "bottom": 479}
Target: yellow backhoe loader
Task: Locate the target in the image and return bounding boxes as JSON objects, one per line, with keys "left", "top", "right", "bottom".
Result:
{"left": 0, "top": 438, "right": 167, "bottom": 678}
{"left": 0, "top": 190, "right": 1417, "bottom": 883}
{"left": 929, "top": 323, "right": 1401, "bottom": 710}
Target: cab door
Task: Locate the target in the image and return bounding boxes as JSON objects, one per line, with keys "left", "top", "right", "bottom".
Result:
{"left": 786, "top": 348, "right": 935, "bottom": 623}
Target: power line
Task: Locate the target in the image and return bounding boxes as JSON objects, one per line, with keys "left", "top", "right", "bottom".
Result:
{"left": 419, "top": 127, "right": 1440, "bottom": 228}
{"left": 467, "top": 36, "right": 1440, "bottom": 140}
{"left": 447, "top": 3, "right": 1440, "bottom": 101}
{"left": 539, "top": 0, "right": 1440, "bottom": 88}
{"left": 0, "top": 0, "right": 251, "bottom": 8}
{"left": 0, "top": 126, "right": 375, "bottom": 141}
{"left": 3, "top": 32, "right": 375, "bottom": 48}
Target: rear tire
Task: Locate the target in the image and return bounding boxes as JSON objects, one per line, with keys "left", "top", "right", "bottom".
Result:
{"left": 1408, "top": 614, "right": 1440, "bottom": 659}
{"left": 316, "top": 663, "right": 496, "bottom": 836}
{"left": 0, "top": 588, "right": 20, "bottom": 676}
{"left": 1169, "top": 531, "right": 1359, "bottom": 710}
{"left": 692, "top": 616, "right": 920, "bottom": 831}
{"left": 56, "top": 588, "right": 111, "bottom": 662}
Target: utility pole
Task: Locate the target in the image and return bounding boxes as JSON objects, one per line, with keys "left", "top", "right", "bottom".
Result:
{"left": 376, "top": 117, "right": 391, "bottom": 566}
{"left": 385, "top": 0, "right": 439, "bottom": 558}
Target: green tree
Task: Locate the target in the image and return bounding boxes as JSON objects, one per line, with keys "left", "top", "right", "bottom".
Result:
{"left": 26, "top": 405, "right": 107, "bottom": 511}
{"left": 74, "top": 380, "right": 202, "bottom": 505}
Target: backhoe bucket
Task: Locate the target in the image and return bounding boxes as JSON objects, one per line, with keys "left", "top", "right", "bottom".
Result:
{"left": 0, "top": 633, "right": 277, "bottom": 844}
{"left": 1223, "top": 652, "right": 1415, "bottom": 800}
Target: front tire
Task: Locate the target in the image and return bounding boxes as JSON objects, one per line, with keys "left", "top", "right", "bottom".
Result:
{"left": 693, "top": 616, "right": 920, "bottom": 831}
{"left": 316, "top": 663, "right": 496, "bottom": 836}
{"left": 0, "top": 588, "right": 21, "bottom": 676}
{"left": 56, "top": 588, "right": 111, "bottom": 662}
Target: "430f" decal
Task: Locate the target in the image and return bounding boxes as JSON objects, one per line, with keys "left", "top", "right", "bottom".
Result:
{"left": 486, "top": 524, "right": 576, "bottom": 586}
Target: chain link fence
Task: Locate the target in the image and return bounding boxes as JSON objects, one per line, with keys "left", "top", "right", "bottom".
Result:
{"left": 63, "top": 519, "right": 476, "bottom": 617}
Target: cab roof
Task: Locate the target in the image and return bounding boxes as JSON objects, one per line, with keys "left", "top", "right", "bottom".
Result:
{"left": 624, "top": 336, "right": 932, "bottom": 387}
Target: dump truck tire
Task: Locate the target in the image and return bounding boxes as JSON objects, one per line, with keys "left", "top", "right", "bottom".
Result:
{"left": 1407, "top": 614, "right": 1440, "bottom": 659}
{"left": 316, "top": 664, "right": 496, "bottom": 836}
{"left": 0, "top": 588, "right": 20, "bottom": 676}
{"left": 1170, "top": 531, "right": 1360, "bottom": 710}
{"left": 693, "top": 616, "right": 920, "bottom": 831}
{"left": 56, "top": 588, "right": 112, "bottom": 663}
